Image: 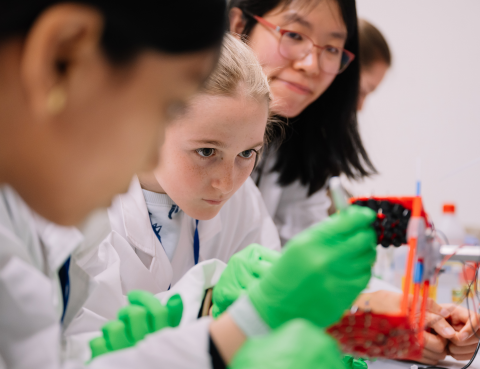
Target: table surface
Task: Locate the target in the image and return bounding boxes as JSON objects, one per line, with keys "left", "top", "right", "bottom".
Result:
{"left": 369, "top": 356, "right": 480, "bottom": 369}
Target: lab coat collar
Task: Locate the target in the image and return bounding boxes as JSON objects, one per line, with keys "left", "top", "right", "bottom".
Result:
{"left": 119, "top": 177, "right": 160, "bottom": 258}
{"left": 197, "top": 211, "right": 222, "bottom": 249}
{"left": 33, "top": 213, "right": 84, "bottom": 274}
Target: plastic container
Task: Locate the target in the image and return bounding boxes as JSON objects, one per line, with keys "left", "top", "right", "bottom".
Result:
{"left": 436, "top": 203, "right": 465, "bottom": 245}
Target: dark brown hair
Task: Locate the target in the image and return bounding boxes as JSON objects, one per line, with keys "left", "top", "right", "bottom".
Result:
{"left": 358, "top": 19, "right": 391, "bottom": 68}
{"left": 229, "top": 0, "right": 377, "bottom": 195}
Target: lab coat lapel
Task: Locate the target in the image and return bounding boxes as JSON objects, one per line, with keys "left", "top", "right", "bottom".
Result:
{"left": 256, "top": 156, "right": 282, "bottom": 218}
{"left": 33, "top": 213, "right": 85, "bottom": 323}
{"left": 116, "top": 177, "right": 172, "bottom": 291}
{"left": 170, "top": 213, "right": 222, "bottom": 284}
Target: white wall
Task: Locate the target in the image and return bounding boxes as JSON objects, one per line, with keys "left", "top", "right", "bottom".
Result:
{"left": 348, "top": 0, "right": 480, "bottom": 229}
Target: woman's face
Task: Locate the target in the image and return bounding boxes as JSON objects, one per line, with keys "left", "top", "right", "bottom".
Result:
{"left": 139, "top": 92, "right": 268, "bottom": 220}
{"left": 357, "top": 60, "right": 389, "bottom": 111}
{"left": 231, "top": 0, "right": 347, "bottom": 117}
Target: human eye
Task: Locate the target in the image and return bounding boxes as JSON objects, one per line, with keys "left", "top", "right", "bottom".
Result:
{"left": 238, "top": 149, "right": 256, "bottom": 159}
{"left": 196, "top": 148, "right": 216, "bottom": 158}
{"left": 284, "top": 31, "right": 304, "bottom": 42}
{"left": 325, "top": 46, "right": 340, "bottom": 55}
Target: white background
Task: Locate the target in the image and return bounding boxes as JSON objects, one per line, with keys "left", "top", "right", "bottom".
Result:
{"left": 348, "top": 0, "right": 480, "bottom": 231}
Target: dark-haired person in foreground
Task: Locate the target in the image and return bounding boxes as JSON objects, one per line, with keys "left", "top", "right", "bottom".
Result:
{"left": 0, "top": 1, "right": 234, "bottom": 368}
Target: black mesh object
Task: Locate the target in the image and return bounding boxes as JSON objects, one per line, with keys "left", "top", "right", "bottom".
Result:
{"left": 0, "top": 0, "right": 227, "bottom": 60}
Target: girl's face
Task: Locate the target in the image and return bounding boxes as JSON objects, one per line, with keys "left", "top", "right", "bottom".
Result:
{"left": 139, "top": 92, "right": 268, "bottom": 220}
{"left": 230, "top": 0, "right": 347, "bottom": 117}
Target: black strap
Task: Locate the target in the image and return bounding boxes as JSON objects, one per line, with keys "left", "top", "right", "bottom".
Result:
{"left": 209, "top": 335, "right": 226, "bottom": 369}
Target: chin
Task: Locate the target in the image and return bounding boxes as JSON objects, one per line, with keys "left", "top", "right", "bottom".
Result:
{"left": 183, "top": 206, "right": 221, "bottom": 221}
{"left": 271, "top": 91, "right": 309, "bottom": 118}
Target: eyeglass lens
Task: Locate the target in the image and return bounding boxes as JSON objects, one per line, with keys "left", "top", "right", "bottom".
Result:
{"left": 279, "top": 31, "right": 351, "bottom": 74}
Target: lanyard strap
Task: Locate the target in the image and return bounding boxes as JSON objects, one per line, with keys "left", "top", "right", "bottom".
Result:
{"left": 193, "top": 220, "right": 200, "bottom": 265}
{"left": 58, "top": 256, "right": 71, "bottom": 322}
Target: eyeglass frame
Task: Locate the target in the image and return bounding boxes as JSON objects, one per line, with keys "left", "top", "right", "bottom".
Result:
{"left": 247, "top": 13, "right": 355, "bottom": 75}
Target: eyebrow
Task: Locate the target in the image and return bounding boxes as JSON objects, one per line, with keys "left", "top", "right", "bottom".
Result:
{"left": 192, "top": 140, "right": 264, "bottom": 150}
{"left": 192, "top": 140, "right": 227, "bottom": 148}
{"left": 248, "top": 142, "right": 265, "bottom": 150}
{"left": 284, "top": 12, "right": 312, "bottom": 30}
{"left": 283, "top": 12, "right": 348, "bottom": 41}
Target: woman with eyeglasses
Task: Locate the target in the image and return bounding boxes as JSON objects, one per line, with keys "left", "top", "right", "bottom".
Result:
{"left": 227, "top": 2, "right": 480, "bottom": 367}
{"left": 229, "top": 0, "right": 376, "bottom": 245}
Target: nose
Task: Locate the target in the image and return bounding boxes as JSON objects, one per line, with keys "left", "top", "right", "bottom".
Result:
{"left": 211, "top": 161, "right": 235, "bottom": 195}
{"left": 293, "top": 49, "right": 321, "bottom": 76}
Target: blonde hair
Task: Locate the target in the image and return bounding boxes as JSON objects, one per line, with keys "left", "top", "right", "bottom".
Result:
{"left": 201, "top": 33, "right": 276, "bottom": 141}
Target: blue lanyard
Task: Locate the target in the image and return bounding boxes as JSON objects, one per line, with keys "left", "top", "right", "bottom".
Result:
{"left": 148, "top": 211, "right": 200, "bottom": 265}
{"left": 58, "top": 256, "right": 71, "bottom": 322}
{"left": 193, "top": 220, "right": 200, "bottom": 265}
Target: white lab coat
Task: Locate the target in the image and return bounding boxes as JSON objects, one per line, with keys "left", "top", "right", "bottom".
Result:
{"left": 0, "top": 185, "right": 231, "bottom": 369}
{"left": 253, "top": 155, "right": 331, "bottom": 245}
{"left": 64, "top": 175, "right": 280, "bottom": 361}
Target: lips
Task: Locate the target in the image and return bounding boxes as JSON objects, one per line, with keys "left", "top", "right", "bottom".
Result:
{"left": 276, "top": 78, "right": 313, "bottom": 95}
{"left": 203, "top": 199, "right": 224, "bottom": 205}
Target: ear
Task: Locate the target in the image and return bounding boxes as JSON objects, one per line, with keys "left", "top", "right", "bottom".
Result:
{"left": 20, "top": 3, "right": 103, "bottom": 120}
{"left": 229, "top": 7, "right": 247, "bottom": 37}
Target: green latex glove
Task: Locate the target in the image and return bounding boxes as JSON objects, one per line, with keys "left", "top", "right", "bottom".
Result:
{"left": 89, "top": 292, "right": 183, "bottom": 359}
{"left": 343, "top": 355, "right": 369, "bottom": 369}
{"left": 229, "top": 319, "right": 344, "bottom": 369}
{"left": 247, "top": 205, "right": 377, "bottom": 329}
{"left": 212, "top": 244, "right": 281, "bottom": 318}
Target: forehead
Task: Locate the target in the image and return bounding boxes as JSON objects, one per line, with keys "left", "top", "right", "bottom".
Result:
{"left": 170, "top": 94, "right": 268, "bottom": 144}
{"left": 268, "top": 0, "right": 347, "bottom": 39}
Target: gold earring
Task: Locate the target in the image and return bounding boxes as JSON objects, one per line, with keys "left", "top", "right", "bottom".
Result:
{"left": 46, "top": 86, "right": 67, "bottom": 114}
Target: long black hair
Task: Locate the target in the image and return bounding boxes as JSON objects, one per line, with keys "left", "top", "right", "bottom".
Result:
{"left": 229, "top": 0, "right": 376, "bottom": 196}
{"left": 0, "top": 0, "right": 226, "bottom": 63}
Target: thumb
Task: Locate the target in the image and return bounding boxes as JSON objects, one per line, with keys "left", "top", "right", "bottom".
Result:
{"left": 322, "top": 205, "right": 377, "bottom": 235}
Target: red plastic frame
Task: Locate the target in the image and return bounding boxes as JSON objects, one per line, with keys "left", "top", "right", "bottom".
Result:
{"left": 252, "top": 15, "right": 355, "bottom": 74}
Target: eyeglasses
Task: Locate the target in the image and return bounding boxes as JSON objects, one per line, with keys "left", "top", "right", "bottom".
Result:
{"left": 251, "top": 14, "right": 355, "bottom": 75}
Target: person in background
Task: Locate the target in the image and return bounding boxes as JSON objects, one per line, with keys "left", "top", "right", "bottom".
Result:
{"left": 357, "top": 18, "right": 391, "bottom": 111}
{"left": 229, "top": 0, "right": 377, "bottom": 245}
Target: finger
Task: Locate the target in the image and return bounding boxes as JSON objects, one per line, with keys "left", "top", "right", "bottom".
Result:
{"left": 449, "top": 306, "right": 480, "bottom": 328}
{"left": 305, "top": 205, "right": 377, "bottom": 238}
{"left": 256, "top": 246, "right": 281, "bottom": 263}
{"left": 128, "top": 290, "right": 168, "bottom": 332}
{"left": 89, "top": 336, "right": 109, "bottom": 359}
{"left": 448, "top": 342, "right": 479, "bottom": 355}
{"left": 451, "top": 353, "right": 478, "bottom": 361}
{"left": 420, "top": 347, "right": 447, "bottom": 364}
{"left": 251, "top": 259, "right": 274, "bottom": 277}
{"left": 425, "top": 298, "right": 452, "bottom": 318}
{"left": 450, "top": 335, "right": 479, "bottom": 346}
{"left": 352, "top": 358, "right": 368, "bottom": 369}
{"left": 423, "top": 330, "right": 448, "bottom": 353}
{"left": 427, "top": 314, "right": 456, "bottom": 339}
{"left": 451, "top": 312, "right": 480, "bottom": 344}
{"left": 117, "top": 305, "right": 149, "bottom": 343}
{"left": 332, "top": 231, "right": 376, "bottom": 266}
{"left": 166, "top": 294, "right": 183, "bottom": 327}
{"left": 343, "top": 355, "right": 354, "bottom": 369}
{"left": 102, "top": 320, "right": 133, "bottom": 350}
